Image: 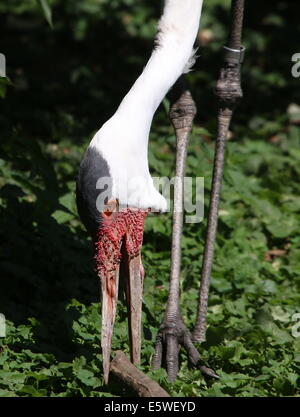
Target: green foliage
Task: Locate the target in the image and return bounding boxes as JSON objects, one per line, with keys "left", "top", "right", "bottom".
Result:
{"left": 0, "top": 0, "right": 300, "bottom": 397}
{"left": 38, "top": 0, "right": 53, "bottom": 28}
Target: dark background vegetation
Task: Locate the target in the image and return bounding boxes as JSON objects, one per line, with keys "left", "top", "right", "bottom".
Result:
{"left": 0, "top": 0, "right": 299, "bottom": 396}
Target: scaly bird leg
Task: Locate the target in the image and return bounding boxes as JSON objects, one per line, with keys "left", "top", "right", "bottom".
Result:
{"left": 152, "top": 77, "right": 217, "bottom": 381}
{"left": 193, "top": 0, "right": 246, "bottom": 343}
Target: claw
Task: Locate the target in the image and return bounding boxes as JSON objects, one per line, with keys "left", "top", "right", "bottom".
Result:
{"left": 166, "top": 333, "right": 179, "bottom": 382}
{"left": 152, "top": 334, "right": 163, "bottom": 370}
{"left": 199, "top": 365, "right": 220, "bottom": 379}
{"left": 153, "top": 323, "right": 181, "bottom": 381}
{"left": 153, "top": 317, "right": 219, "bottom": 381}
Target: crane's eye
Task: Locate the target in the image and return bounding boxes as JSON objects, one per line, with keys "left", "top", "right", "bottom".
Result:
{"left": 102, "top": 199, "right": 118, "bottom": 218}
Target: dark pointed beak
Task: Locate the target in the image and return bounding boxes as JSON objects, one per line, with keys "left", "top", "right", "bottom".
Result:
{"left": 123, "top": 251, "right": 144, "bottom": 364}
{"left": 94, "top": 201, "right": 147, "bottom": 384}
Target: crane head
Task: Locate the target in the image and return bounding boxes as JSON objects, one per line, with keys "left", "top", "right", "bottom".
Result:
{"left": 76, "top": 148, "right": 149, "bottom": 384}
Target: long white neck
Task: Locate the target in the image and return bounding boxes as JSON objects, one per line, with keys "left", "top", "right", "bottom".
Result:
{"left": 118, "top": 0, "right": 203, "bottom": 117}
{"left": 90, "top": 0, "right": 203, "bottom": 211}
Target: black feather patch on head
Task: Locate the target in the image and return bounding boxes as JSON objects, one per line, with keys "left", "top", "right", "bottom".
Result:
{"left": 76, "top": 147, "right": 112, "bottom": 234}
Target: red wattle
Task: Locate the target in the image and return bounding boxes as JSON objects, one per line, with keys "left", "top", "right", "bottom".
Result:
{"left": 94, "top": 209, "right": 147, "bottom": 277}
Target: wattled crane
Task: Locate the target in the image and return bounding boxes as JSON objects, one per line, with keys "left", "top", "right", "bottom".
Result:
{"left": 76, "top": 0, "right": 245, "bottom": 383}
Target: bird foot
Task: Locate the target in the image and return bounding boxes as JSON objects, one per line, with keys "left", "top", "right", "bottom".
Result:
{"left": 152, "top": 315, "right": 219, "bottom": 381}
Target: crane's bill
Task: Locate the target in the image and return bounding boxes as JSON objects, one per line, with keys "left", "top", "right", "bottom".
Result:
{"left": 100, "top": 265, "right": 120, "bottom": 384}
{"left": 124, "top": 253, "right": 144, "bottom": 365}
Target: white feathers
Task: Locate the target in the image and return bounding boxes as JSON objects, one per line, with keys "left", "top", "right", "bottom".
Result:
{"left": 90, "top": 0, "right": 203, "bottom": 211}
{"left": 183, "top": 47, "right": 199, "bottom": 74}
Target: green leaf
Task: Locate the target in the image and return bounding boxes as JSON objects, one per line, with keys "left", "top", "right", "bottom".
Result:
{"left": 51, "top": 209, "right": 74, "bottom": 224}
{"left": 19, "top": 385, "right": 47, "bottom": 397}
{"left": 38, "top": 0, "right": 53, "bottom": 28}
{"left": 76, "top": 369, "right": 100, "bottom": 387}
{"left": 271, "top": 306, "right": 291, "bottom": 323}
{"left": 59, "top": 192, "right": 76, "bottom": 214}
{"left": 0, "top": 77, "right": 11, "bottom": 99}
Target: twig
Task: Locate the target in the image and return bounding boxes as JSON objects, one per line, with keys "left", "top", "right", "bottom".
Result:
{"left": 110, "top": 351, "right": 170, "bottom": 397}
